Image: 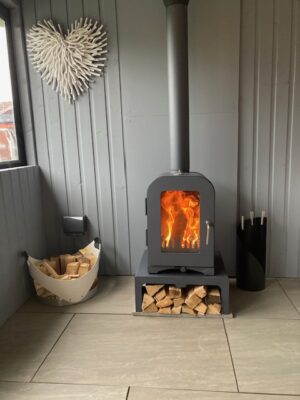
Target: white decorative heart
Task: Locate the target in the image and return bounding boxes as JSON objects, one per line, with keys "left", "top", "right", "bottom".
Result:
{"left": 27, "top": 18, "right": 108, "bottom": 103}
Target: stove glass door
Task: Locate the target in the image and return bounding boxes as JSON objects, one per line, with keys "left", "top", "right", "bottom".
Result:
{"left": 161, "top": 190, "right": 200, "bottom": 252}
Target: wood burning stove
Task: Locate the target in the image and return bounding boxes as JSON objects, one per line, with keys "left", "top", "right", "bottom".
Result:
{"left": 134, "top": 0, "right": 230, "bottom": 315}
{"left": 146, "top": 173, "right": 215, "bottom": 274}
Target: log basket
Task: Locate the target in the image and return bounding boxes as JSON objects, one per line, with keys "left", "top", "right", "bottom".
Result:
{"left": 26, "top": 238, "right": 101, "bottom": 306}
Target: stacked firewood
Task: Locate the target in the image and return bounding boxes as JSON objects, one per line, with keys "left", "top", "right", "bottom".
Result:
{"left": 142, "top": 284, "right": 221, "bottom": 316}
{"left": 34, "top": 251, "right": 97, "bottom": 298}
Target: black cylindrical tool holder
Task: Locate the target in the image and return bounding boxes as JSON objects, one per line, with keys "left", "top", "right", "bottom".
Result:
{"left": 236, "top": 217, "right": 267, "bottom": 291}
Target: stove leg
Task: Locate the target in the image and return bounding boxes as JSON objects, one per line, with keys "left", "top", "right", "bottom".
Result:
{"left": 219, "top": 281, "right": 230, "bottom": 315}
{"left": 135, "top": 278, "right": 143, "bottom": 312}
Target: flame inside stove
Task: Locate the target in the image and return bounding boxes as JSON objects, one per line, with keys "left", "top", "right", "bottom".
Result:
{"left": 161, "top": 190, "right": 200, "bottom": 251}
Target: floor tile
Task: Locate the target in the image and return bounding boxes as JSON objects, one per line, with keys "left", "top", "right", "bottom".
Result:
{"left": 0, "top": 382, "right": 128, "bottom": 399}
{"left": 0, "top": 313, "right": 72, "bottom": 382}
{"left": 19, "top": 276, "right": 134, "bottom": 315}
{"left": 34, "top": 314, "right": 237, "bottom": 392}
{"left": 230, "top": 279, "right": 299, "bottom": 319}
{"left": 225, "top": 318, "right": 300, "bottom": 395}
{"left": 129, "top": 387, "right": 300, "bottom": 400}
{"left": 278, "top": 279, "right": 300, "bottom": 314}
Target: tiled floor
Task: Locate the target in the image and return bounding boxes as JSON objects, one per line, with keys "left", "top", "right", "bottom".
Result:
{"left": 0, "top": 276, "right": 299, "bottom": 399}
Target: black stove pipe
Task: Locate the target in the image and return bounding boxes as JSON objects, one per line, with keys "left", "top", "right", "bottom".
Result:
{"left": 163, "top": 0, "right": 190, "bottom": 173}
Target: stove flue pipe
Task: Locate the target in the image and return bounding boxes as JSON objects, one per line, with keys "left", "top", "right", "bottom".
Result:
{"left": 163, "top": 0, "right": 190, "bottom": 173}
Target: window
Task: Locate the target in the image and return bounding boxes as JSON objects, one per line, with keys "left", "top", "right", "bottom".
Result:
{"left": 0, "top": 5, "right": 25, "bottom": 168}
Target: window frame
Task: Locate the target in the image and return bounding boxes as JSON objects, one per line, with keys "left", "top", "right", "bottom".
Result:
{"left": 0, "top": 4, "right": 26, "bottom": 169}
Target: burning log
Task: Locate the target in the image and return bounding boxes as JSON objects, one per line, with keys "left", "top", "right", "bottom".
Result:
{"left": 161, "top": 191, "right": 200, "bottom": 251}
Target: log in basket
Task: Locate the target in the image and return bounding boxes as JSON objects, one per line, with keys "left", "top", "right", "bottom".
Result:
{"left": 27, "top": 239, "right": 101, "bottom": 305}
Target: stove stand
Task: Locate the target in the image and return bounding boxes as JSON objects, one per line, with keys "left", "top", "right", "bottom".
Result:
{"left": 135, "top": 249, "right": 231, "bottom": 315}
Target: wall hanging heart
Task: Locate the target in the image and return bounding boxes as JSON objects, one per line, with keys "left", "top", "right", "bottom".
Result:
{"left": 27, "top": 18, "right": 108, "bottom": 103}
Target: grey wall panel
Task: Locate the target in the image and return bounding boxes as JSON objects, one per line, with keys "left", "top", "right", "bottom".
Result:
{"left": 51, "top": 0, "right": 83, "bottom": 223}
{"left": 239, "top": 0, "right": 300, "bottom": 277}
{"left": 100, "top": 0, "right": 131, "bottom": 274}
{"left": 49, "top": 0, "right": 85, "bottom": 254}
{"left": 116, "top": 0, "right": 170, "bottom": 274}
{"left": 22, "top": 0, "right": 62, "bottom": 256}
{"left": 0, "top": 174, "right": 14, "bottom": 325}
{"left": 0, "top": 172, "right": 21, "bottom": 318}
{"left": 189, "top": 0, "right": 240, "bottom": 115}
{"left": 190, "top": 114, "right": 239, "bottom": 275}
{"left": 67, "top": 0, "right": 101, "bottom": 247}
{"left": 189, "top": 0, "right": 240, "bottom": 274}
{"left": 268, "top": 0, "right": 293, "bottom": 277}
{"left": 83, "top": 0, "right": 117, "bottom": 274}
{"left": 35, "top": 0, "right": 74, "bottom": 254}
{"left": 0, "top": 166, "right": 46, "bottom": 326}
{"left": 285, "top": 0, "right": 300, "bottom": 277}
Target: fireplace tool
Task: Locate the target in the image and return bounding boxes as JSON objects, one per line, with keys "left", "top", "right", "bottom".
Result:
{"left": 237, "top": 211, "right": 267, "bottom": 291}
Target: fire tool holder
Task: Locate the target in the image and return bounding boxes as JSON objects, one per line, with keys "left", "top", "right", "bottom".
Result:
{"left": 236, "top": 217, "right": 267, "bottom": 291}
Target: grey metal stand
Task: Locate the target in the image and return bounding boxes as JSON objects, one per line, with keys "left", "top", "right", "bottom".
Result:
{"left": 135, "top": 249, "right": 230, "bottom": 315}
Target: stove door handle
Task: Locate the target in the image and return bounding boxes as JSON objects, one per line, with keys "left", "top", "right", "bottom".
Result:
{"left": 205, "top": 220, "right": 213, "bottom": 246}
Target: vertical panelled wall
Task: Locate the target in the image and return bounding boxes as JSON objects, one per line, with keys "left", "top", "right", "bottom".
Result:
{"left": 22, "top": 0, "right": 240, "bottom": 275}
{"left": 22, "top": 0, "right": 129, "bottom": 275}
{"left": 0, "top": 167, "right": 46, "bottom": 326}
{"left": 239, "top": 0, "right": 300, "bottom": 277}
